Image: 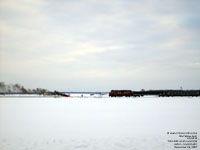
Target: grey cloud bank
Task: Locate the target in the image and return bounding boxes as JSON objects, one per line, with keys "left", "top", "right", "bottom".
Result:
{"left": 0, "top": 0, "right": 200, "bottom": 91}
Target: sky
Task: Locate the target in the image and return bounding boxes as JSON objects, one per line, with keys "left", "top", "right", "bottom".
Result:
{"left": 0, "top": 0, "right": 200, "bottom": 91}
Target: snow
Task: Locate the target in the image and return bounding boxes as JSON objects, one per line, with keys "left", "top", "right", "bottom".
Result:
{"left": 0, "top": 97, "right": 200, "bottom": 150}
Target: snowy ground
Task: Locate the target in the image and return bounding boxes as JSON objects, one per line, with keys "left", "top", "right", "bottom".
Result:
{"left": 0, "top": 93, "right": 108, "bottom": 98}
{"left": 0, "top": 97, "right": 200, "bottom": 150}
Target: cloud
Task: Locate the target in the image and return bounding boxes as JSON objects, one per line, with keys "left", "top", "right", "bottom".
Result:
{"left": 0, "top": 0, "right": 200, "bottom": 91}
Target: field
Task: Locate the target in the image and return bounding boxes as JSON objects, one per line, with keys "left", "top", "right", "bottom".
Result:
{"left": 0, "top": 96, "right": 200, "bottom": 150}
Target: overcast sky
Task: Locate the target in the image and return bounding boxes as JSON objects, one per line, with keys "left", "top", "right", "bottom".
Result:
{"left": 0, "top": 0, "right": 200, "bottom": 91}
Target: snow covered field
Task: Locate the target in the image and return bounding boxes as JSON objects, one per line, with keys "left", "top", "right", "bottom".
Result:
{"left": 0, "top": 97, "right": 200, "bottom": 150}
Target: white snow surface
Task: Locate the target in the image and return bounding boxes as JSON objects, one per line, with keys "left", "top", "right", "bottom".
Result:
{"left": 0, "top": 97, "right": 200, "bottom": 150}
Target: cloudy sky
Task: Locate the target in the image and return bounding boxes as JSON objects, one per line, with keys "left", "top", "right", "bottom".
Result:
{"left": 0, "top": 0, "right": 200, "bottom": 91}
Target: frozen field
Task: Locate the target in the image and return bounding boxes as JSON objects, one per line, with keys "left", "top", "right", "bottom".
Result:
{"left": 0, "top": 97, "right": 200, "bottom": 150}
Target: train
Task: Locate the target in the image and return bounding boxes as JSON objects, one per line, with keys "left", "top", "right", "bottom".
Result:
{"left": 109, "top": 90, "right": 200, "bottom": 97}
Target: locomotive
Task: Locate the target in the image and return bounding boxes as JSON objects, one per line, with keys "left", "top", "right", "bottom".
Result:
{"left": 109, "top": 90, "right": 132, "bottom": 97}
